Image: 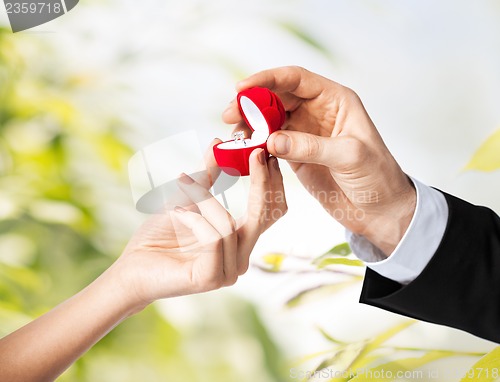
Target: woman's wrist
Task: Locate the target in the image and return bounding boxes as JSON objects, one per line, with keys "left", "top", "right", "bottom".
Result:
{"left": 96, "top": 261, "right": 150, "bottom": 319}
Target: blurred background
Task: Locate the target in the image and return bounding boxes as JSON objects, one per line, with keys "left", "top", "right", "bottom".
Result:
{"left": 1, "top": 0, "right": 500, "bottom": 381}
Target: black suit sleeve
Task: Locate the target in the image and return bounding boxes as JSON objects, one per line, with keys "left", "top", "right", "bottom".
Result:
{"left": 359, "top": 190, "right": 500, "bottom": 343}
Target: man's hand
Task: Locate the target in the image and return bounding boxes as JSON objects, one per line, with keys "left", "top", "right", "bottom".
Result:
{"left": 223, "top": 66, "right": 416, "bottom": 256}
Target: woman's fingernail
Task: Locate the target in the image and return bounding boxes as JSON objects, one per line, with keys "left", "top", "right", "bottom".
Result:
{"left": 274, "top": 133, "right": 290, "bottom": 155}
{"left": 179, "top": 173, "right": 195, "bottom": 184}
{"left": 174, "top": 205, "right": 187, "bottom": 213}
{"left": 257, "top": 149, "right": 266, "bottom": 165}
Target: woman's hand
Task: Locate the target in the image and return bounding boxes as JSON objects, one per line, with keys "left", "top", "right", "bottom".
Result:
{"left": 0, "top": 144, "right": 286, "bottom": 382}
{"left": 108, "top": 147, "right": 287, "bottom": 311}
{"left": 223, "top": 66, "right": 415, "bottom": 255}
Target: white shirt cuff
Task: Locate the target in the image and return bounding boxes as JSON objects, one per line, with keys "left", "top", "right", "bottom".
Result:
{"left": 346, "top": 177, "right": 448, "bottom": 285}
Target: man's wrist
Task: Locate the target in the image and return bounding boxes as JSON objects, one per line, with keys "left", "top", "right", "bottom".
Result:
{"left": 361, "top": 179, "right": 417, "bottom": 257}
{"left": 349, "top": 179, "right": 448, "bottom": 285}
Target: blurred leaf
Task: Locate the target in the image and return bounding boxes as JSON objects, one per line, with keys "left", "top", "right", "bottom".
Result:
{"left": 94, "top": 131, "right": 134, "bottom": 172}
{"left": 0, "top": 264, "right": 45, "bottom": 294}
{"left": 324, "top": 321, "right": 414, "bottom": 381}
{"left": 262, "top": 252, "right": 285, "bottom": 272}
{"left": 363, "top": 320, "right": 415, "bottom": 354}
{"left": 241, "top": 301, "right": 289, "bottom": 380}
{"left": 464, "top": 128, "right": 500, "bottom": 172}
{"left": 40, "top": 97, "right": 77, "bottom": 126}
{"left": 316, "top": 243, "right": 352, "bottom": 260}
{"left": 313, "top": 243, "right": 358, "bottom": 268}
{"left": 316, "top": 258, "right": 364, "bottom": 269}
{"left": 341, "top": 353, "right": 384, "bottom": 378}
{"left": 326, "top": 321, "right": 417, "bottom": 381}
{"left": 277, "top": 21, "right": 332, "bottom": 57}
{"left": 460, "top": 346, "right": 500, "bottom": 381}
{"left": 292, "top": 349, "right": 340, "bottom": 370}
{"left": 286, "top": 279, "right": 362, "bottom": 308}
{"left": 328, "top": 243, "right": 352, "bottom": 257}
{"left": 212, "top": 54, "right": 248, "bottom": 82}
{"left": 349, "top": 351, "right": 454, "bottom": 381}
{"left": 317, "top": 327, "right": 346, "bottom": 345}
{"left": 313, "top": 340, "right": 368, "bottom": 378}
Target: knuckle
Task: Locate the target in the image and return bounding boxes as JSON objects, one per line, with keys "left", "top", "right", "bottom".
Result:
{"left": 282, "top": 66, "right": 305, "bottom": 91}
{"left": 341, "top": 87, "right": 362, "bottom": 105}
{"left": 287, "top": 65, "right": 305, "bottom": 74}
{"left": 226, "top": 274, "right": 238, "bottom": 286}
{"left": 337, "top": 137, "right": 368, "bottom": 169}
{"left": 346, "top": 137, "right": 366, "bottom": 159}
{"left": 304, "top": 135, "right": 322, "bottom": 160}
{"left": 280, "top": 204, "right": 288, "bottom": 217}
{"left": 192, "top": 268, "right": 221, "bottom": 293}
{"left": 237, "top": 260, "right": 250, "bottom": 276}
{"left": 205, "top": 273, "right": 224, "bottom": 290}
{"left": 270, "top": 204, "right": 288, "bottom": 224}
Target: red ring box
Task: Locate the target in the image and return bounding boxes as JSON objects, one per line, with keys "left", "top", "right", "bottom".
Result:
{"left": 213, "top": 87, "right": 286, "bottom": 176}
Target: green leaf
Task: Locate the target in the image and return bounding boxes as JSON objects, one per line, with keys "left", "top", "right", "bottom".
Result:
{"left": 286, "top": 279, "right": 362, "bottom": 308}
{"left": 335, "top": 321, "right": 416, "bottom": 379}
{"left": 317, "top": 327, "right": 346, "bottom": 345}
{"left": 291, "top": 349, "right": 340, "bottom": 369}
{"left": 464, "top": 128, "right": 500, "bottom": 172}
{"left": 363, "top": 320, "right": 416, "bottom": 354}
{"left": 316, "top": 258, "right": 364, "bottom": 269}
{"left": 460, "top": 346, "right": 500, "bottom": 381}
{"left": 312, "top": 341, "right": 368, "bottom": 377}
{"left": 326, "top": 243, "right": 352, "bottom": 257}
{"left": 349, "top": 351, "right": 455, "bottom": 381}
{"left": 313, "top": 243, "right": 357, "bottom": 267}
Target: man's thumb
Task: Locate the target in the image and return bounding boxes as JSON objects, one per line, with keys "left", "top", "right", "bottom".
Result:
{"left": 267, "top": 131, "right": 336, "bottom": 166}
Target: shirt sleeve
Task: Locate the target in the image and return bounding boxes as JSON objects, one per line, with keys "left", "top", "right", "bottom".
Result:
{"left": 345, "top": 177, "right": 448, "bottom": 285}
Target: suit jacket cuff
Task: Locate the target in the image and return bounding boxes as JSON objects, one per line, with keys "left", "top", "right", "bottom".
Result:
{"left": 359, "top": 191, "right": 500, "bottom": 343}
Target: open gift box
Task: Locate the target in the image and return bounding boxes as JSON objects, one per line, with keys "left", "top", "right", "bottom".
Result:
{"left": 213, "top": 87, "right": 286, "bottom": 176}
